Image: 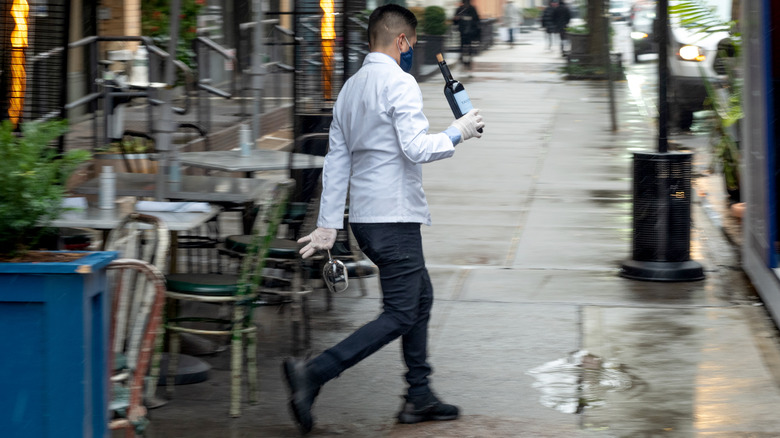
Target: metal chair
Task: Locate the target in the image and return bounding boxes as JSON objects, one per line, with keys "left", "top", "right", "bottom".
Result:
{"left": 107, "top": 258, "right": 167, "bottom": 437}
{"left": 163, "top": 179, "right": 295, "bottom": 417}
{"left": 105, "top": 213, "right": 170, "bottom": 271}
{"left": 104, "top": 213, "right": 170, "bottom": 405}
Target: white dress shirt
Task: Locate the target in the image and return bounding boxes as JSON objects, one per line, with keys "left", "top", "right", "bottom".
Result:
{"left": 317, "top": 52, "right": 456, "bottom": 229}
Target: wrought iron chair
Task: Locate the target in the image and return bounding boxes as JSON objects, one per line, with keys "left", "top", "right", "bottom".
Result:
{"left": 163, "top": 179, "right": 295, "bottom": 417}
{"left": 107, "top": 258, "right": 167, "bottom": 437}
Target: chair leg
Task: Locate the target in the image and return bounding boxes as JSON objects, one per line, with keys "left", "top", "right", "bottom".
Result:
{"left": 230, "top": 308, "right": 244, "bottom": 417}
{"left": 167, "top": 330, "right": 180, "bottom": 399}
{"left": 145, "top": 327, "right": 165, "bottom": 402}
{"left": 247, "top": 326, "right": 259, "bottom": 405}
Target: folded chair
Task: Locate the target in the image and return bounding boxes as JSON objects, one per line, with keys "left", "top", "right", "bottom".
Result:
{"left": 104, "top": 213, "right": 170, "bottom": 403}
{"left": 107, "top": 258, "right": 167, "bottom": 437}
{"left": 163, "top": 179, "right": 295, "bottom": 417}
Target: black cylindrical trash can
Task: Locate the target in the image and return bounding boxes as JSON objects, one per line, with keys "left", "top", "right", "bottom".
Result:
{"left": 621, "top": 152, "right": 704, "bottom": 281}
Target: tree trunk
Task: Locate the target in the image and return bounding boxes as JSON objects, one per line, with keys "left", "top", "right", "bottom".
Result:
{"left": 586, "top": 0, "right": 608, "bottom": 65}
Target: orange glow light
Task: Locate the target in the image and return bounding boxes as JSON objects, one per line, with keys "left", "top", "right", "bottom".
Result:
{"left": 320, "top": 0, "right": 335, "bottom": 100}
{"left": 10, "top": 0, "right": 29, "bottom": 125}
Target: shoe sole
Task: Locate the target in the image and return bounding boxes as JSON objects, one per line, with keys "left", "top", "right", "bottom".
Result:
{"left": 282, "top": 360, "right": 313, "bottom": 434}
{"left": 397, "top": 412, "right": 459, "bottom": 424}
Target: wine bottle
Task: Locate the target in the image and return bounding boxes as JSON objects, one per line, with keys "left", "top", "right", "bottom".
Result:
{"left": 436, "top": 53, "right": 482, "bottom": 133}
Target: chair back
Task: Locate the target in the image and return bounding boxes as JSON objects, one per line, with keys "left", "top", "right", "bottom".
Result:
{"left": 105, "top": 213, "right": 170, "bottom": 272}
{"left": 236, "top": 179, "right": 295, "bottom": 297}
{"left": 106, "top": 258, "right": 167, "bottom": 434}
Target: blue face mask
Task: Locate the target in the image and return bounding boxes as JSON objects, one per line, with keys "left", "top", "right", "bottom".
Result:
{"left": 399, "top": 36, "right": 414, "bottom": 73}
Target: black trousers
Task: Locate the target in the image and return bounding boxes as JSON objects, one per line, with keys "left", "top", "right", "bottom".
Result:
{"left": 308, "top": 222, "right": 435, "bottom": 398}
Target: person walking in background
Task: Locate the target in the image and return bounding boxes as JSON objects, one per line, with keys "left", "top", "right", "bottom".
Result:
{"left": 283, "top": 4, "right": 485, "bottom": 435}
{"left": 503, "top": 0, "right": 521, "bottom": 48}
{"left": 553, "top": 0, "right": 572, "bottom": 56}
{"left": 541, "top": 0, "right": 558, "bottom": 50}
{"left": 453, "top": 0, "right": 481, "bottom": 77}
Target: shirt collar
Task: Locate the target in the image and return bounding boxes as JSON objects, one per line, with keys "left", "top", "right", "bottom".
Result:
{"left": 364, "top": 52, "right": 401, "bottom": 69}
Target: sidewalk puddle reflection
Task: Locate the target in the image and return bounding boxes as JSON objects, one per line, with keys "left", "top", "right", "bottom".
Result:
{"left": 527, "top": 350, "right": 642, "bottom": 414}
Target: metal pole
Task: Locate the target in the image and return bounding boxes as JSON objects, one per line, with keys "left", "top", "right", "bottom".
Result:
{"left": 657, "top": 0, "right": 669, "bottom": 153}
{"left": 155, "top": 0, "right": 181, "bottom": 199}
{"left": 605, "top": 12, "right": 617, "bottom": 132}
{"left": 251, "top": 0, "right": 267, "bottom": 142}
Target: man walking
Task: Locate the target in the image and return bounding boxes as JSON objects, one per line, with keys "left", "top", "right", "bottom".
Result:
{"left": 284, "top": 3, "right": 485, "bottom": 434}
{"left": 503, "top": 0, "right": 521, "bottom": 47}
{"left": 554, "top": 1, "right": 572, "bottom": 55}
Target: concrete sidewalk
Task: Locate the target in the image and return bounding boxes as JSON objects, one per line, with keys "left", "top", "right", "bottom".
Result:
{"left": 142, "top": 31, "right": 780, "bottom": 437}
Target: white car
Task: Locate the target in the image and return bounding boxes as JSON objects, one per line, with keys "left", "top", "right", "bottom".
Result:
{"left": 610, "top": 0, "right": 632, "bottom": 21}
{"left": 667, "top": 0, "right": 736, "bottom": 130}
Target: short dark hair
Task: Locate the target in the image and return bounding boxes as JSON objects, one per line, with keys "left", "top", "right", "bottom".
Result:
{"left": 368, "top": 4, "right": 417, "bottom": 48}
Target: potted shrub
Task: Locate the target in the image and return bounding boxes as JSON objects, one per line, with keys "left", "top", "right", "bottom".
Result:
{"left": 0, "top": 119, "right": 92, "bottom": 257}
{"left": 93, "top": 134, "right": 157, "bottom": 176}
{"left": 420, "top": 6, "right": 448, "bottom": 65}
{"left": 523, "top": 7, "right": 541, "bottom": 27}
{"left": 565, "top": 24, "right": 589, "bottom": 56}
{"left": 0, "top": 119, "right": 117, "bottom": 437}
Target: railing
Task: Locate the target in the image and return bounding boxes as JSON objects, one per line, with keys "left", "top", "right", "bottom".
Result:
{"left": 64, "top": 36, "right": 193, "bottom": 151}
{"left": 192, "top": 35, "right": 240, "bottom": 134}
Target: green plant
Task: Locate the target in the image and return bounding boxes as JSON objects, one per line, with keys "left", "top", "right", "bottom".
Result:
{"left": 0, "top": 120, "right": 91, "bottom": 256}
{"left": 561, "top": 61, "right": 625, "bottom": 80}
{"left": 565, "top": 24, "right": 589, "bottom": 35}
{"left": 96, "top": 135, "right": 155, "bottom": 155}
{"left": 703, "top": 75, "right": 742, "bottom": 200}
{"left": 523, "top": 7, "right": 541, "bottom": 19}
{"left": 141, "top": 0, "right": 204, "bottom": 69}
{"left": 422, "top": 6, "right": 448, "bottom": 36}
{"left": 671, "top": 0, "right": 742, "bottom": 202}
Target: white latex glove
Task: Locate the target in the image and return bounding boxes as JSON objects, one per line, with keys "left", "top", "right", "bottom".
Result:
{"left": 450, "top": 108, "right": 484, "bottom": 142}
{"left": 297, "top": 227, "right": 338, "bottom": 259}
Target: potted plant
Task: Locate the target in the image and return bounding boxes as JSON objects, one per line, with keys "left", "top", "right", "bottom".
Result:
{"left": 565, "top": 24, "right": 589, "bottom": 57}
{"left": 0, "top": 119, "right": 117, "bottom": 437}
{"left": 0, "top": 119, "right": 93, "bottom": 257}
{"left": 420, "top": 6, "right": 448, "bottom": 65}
{"left": 523, "top": 7, "right": 541, "bottom": 27}
{"left": 93, "top": 134, "right": 157, "bottom": 176}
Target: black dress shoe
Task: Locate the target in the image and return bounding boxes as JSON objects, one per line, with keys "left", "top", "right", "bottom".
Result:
{"left": 282, "top": 358, "right": 321, "bottom": 434}
{"left": 397, "top": 393, "right": 460, "bottom": 424}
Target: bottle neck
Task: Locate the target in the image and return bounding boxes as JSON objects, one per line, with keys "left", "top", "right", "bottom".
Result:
{"left": 438, "top": 60, "right": 454, "bottom": 83}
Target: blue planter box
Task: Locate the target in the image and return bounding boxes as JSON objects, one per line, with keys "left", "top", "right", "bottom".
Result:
{"left": 0, "top": 251, "right": 118, "bottom": 438}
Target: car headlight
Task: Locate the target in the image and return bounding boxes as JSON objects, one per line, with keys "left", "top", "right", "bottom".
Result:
{"left": 630, "top": 31, "right": 649, "bottom": 40}
{"left": 678, "top": 45, "right": 706, "bottom": 62}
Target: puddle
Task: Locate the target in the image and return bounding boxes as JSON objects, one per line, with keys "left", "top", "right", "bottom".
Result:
{"left": 527, "top": 350, "right": 640, "bottom": 414}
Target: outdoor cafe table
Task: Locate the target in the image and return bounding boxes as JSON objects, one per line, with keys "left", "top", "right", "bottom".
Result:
{"left": 71, "top": 173, "right": 276, "bottom": 233}
{"left": 177, "top": 149, "right": 325, "bottom": 174}
{"left": 50, "top": 203, "right": 222, "bottom": 233}
{"left": 50, "top": 202, "right": 222, "bottom": 273}
{"left": 49, "top": 202, "right": 221, "bottom": 391}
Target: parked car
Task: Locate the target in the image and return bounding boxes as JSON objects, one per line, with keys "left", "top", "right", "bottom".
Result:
{"left": 667, "top": 0, "right": 736, "bottom": 130}
{"left": 609, "top": 0, "right": 631, "bottom": 21}
{"left": 630, "top": 5, "right": 657, "bottom": 62}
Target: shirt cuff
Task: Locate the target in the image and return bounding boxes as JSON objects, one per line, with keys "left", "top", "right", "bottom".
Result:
{"left": 444, "top": 126, "right": 462, "bottom": 146}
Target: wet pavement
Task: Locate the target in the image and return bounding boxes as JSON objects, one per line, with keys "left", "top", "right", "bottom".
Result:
{"left": 134, "top": 29, "right": 780, "bottom": 437}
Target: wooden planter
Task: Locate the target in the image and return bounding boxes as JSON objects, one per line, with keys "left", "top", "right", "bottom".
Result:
{"left": 0, "top": 251, "right": 118, "bottom": 437}
{"left": 93, "top": 152, "right": 158, "bottom": 176}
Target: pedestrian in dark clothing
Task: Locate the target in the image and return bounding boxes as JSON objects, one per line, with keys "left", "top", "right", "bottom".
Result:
{"left": 541, "top": 1, "right": 557, "bottom": 50}
{"left": 282, "top": 3, "right": 485, "bottom": 435}
{"left": 453, "top": 0, "right": 481, "bottom": 76}
{"left": 541, "top": 0, "right": 570, "bottom": 55}
{"left": 553, "top": 1, "right": 572, "bottom": 55}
